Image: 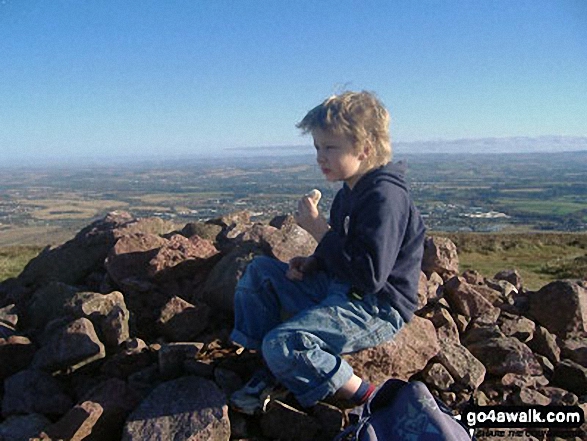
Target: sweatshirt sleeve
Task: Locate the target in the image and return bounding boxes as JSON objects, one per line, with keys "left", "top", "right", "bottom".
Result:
{"left": 313, "top": 182, "right": 410, "bottom": 294}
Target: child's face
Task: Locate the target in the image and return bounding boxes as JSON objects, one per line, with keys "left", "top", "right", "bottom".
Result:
{"left": 311, "top": 128, "right": 370, "bottom": 189}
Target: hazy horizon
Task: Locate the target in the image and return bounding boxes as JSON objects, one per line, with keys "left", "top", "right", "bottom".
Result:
{"left": 2, "top": 135, "right": 587, "bottom": 169}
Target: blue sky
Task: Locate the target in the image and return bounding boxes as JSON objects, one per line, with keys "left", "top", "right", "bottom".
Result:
{"left": 1, "top": 0, "right": 586, "bottom": 162}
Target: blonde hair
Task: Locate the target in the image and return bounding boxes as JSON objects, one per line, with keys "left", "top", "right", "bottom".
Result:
{"left": 296, "top": 91, "right": 392, "bottom": 167}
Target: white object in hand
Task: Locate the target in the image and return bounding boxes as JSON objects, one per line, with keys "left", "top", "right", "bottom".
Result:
{"left": 306, "top": 189, "right": 322, "bottom": 205}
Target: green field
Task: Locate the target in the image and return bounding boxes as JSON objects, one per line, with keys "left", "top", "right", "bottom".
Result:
{"left": 438, "top": 232, "right": 587, "bottom": 291}
{"left": 494, "top": 198, "right": 587, "bottom": 216}
{"left": 0, "top": 245, "right": 44, "bottom": 282}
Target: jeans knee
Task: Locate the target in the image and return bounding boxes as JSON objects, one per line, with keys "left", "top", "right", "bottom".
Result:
{"left": 263, "top": 329, "right": 315, "bottom": 373}
{"left": 262, "top": 329, "right": 292, "bottom": 372}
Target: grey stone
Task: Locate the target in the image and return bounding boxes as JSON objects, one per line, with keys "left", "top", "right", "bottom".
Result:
{"left": 2, "top": 369, "right": 73, "bottom": 417}
{"left": 528, "top": 280, "right": 587, "bottom": 338}
{"left": 32, "top": 318, "right": 106, "bottom": 373}
{"left": 551, "top": 359, "right": 587, "bottom": 396}
{"left": 66, "top": 290, "right": 130, "bottom": 349}
{"left": 421, "top": 236, "right": 459, "bottom": 280}
{"left": 436, "top": 339, "right": 486, "bottom": 390}
{"left": 0, "top": 414, "right": 51, "bottom": 441}
{"left": 467, "top": 337, "right": 543, "bottom": 376}
{"left": 122, "top": 376, "right": 230, "bottom": 441}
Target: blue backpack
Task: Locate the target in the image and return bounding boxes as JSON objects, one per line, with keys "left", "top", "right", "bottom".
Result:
{"left": 334, "top": 379, "right": 474, "bottom": 441}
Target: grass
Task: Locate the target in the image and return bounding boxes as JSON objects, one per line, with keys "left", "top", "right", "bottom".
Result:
{"left": 436, "top": 232, "right": 587, "bottom": 291}
{"left": 0, "top": 245, "right": 44, "bottom": 282}
{"left": 493, "top": 198, "right": 586, "bottom": 216}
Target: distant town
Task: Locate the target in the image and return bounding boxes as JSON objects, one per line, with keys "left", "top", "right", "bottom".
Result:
{"left": 0, "top": 150, "right": 586, "bottom": 246}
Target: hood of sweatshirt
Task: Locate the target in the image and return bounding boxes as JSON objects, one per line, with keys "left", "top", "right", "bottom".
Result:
{"left": 344, "top": 161, "right": 408, "bottom": 195}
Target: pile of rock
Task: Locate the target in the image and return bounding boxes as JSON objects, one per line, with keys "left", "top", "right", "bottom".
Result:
{"left": 0, "top": 211, "right": 585, "bottom": 440}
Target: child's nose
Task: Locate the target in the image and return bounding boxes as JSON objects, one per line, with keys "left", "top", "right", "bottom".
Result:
{"left": 316, "top": 150, "right": 326, "bottom": 164}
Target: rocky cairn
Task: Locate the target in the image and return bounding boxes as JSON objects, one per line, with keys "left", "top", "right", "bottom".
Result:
{"left": 0, "top": 211, "right": 586, "bottom": 441}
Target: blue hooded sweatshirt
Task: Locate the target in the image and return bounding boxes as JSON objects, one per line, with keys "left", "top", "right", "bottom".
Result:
{"left": 313, "top": 161, "right": 426, "bottom": 323}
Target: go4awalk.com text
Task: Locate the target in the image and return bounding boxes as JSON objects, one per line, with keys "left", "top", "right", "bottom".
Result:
{"left": 462, "top": 405, "right": 584, "bottom": 438}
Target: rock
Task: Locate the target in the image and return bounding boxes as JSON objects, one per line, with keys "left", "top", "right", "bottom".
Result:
{"left": 462, "top": 324, "right": 504, "bottom": 346}
{"left": 147, "top": 234, "right": 219, "bottom": 280}
{"left": 208, "top": 211, "right": 251, "bottom": 229}
{"left": 100, "top": 338, "right": 153, "bottom": 379}
{"left": 2, "top": 369, "right": 73, "bottom": 417}
{"left": 512, "top": 388, "right": 551, "bottom": 406}
{"left": 105, "top": 232, "right": 167, "bottom": 287}
{"left": 535, "top": 354, "right": 555, "bottom": 377}
{"left": 560, "top": 336, "right": 587, "bottom": 366}
{"left": 32, "top": 318, "right": 106, "bottom": 373}
{"left": 267, "top": 223, "right": 318, "bottom": 263}
{"left": 253, "top": 218, "right": 317, "bottom": 263}
{"left": 497, "top": 312, "right": 535, "bottom": 342}
{"left": 0, "top": 321, "right": 15, "bottom": 339}
{"left": 158, "top": 342, "right": 204, "bottom": 378}
{"left": 436, "top": 340, "right": 486, "bottom": 390}
{"left": 0, "top": 335, "right": 36, "bottom": 380}
{"left": 551, "top": 359, "right": 587, "bottom": 396}
{"left": 462, "top": 269, "right": 484, "bottom": 285}
{"left": 528, "top": 280, "right": 587, "bottom": 338}
{"left": 0, "top": 303, "right": 18, "bottom": 328}
{"left": 421, "top": 362, "right": 455, "bottom": 391}
{"left": 122, "top": 376, "right": 230, "bottom": 441}
{"left": 426, "top": 272, "right": 444, "bottom": 303}
{"left": 39, "top": 401, "right": 104, "bottom": 440}
{"left": 527, "top": 325, "right": 561, "bottom": 364}
{"left": 26, "top": 282, "right": 78, "bottom": 333}
{"left": 421, "top": 236, "right": 459, "bottom": 279}
{"left": 453, "top": 313, "right": 470, "bottom": 334}
{"left": 473, "top": 284, "right": 505, "bottom": 306}
{"left": 113, "top": 215, "right": 177, "bottom": 239}
{"left": 439, "top": 392, "right": 457, "bottom": 407}
{"left": 201, "top": 244, "right": 263, "bottom": 313}
{"left": 494, "top": 269, "right": 523, "bottom": 291}
{"left": 417, "top": 271, "right": 428, "bottom": 309}
{"left": 344, "top": 316, "right": 440, "bottom": 384}
{"left": 209, "top": 211, "right": 253, "bottom": 248}
{"left": 156, "top": 296, "right": 210, "bottom": 342}
{"left": 310, "top": 402, "right": 345, "bottom": 441}
{"left": 467, "top": 337, "right": 542, "bottom": 376}
{"left": 500, "top": 373, "right": 548, "bottom": 390}
{"left": 41, "top": 378, "right": 142, "bottom": 441}
{"left": 65, "top": 291, "right": 130, "bottom": 349}
{"left": 19, "top": 213, "right": 175, "bottom": 290}
{"left": 539, "top": 387, "right": 579, "bottom": 406}
{"left": 16, "top": 212, "right": 132, "bottom": 288}
{"left": 444, "top": 276, "right": 501, "bottom": 319}
{"left": 485, "top": 278, "right": 518, "bottom": 299}
{"left": 420, "top": 302, "right": 460, "bottom": 343}
{"left": 261, "top": 400, "right": 319, "bottom": 441}
{"left": 0, "top": 414, "right": 52, "bottom": 441}
{"left": 181, "top": 222, "right": 223, "bottom": 243}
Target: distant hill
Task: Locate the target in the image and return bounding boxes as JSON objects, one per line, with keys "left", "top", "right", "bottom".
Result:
{"left": 394, "top": 136, "right": 587, "bottom": 155}
{"left": 226, "top": 135, "right": 587, "bottom": 157}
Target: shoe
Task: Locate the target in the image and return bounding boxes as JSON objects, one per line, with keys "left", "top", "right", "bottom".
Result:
{"left": 230, "top": 368, "right": 278, "bottom": 415}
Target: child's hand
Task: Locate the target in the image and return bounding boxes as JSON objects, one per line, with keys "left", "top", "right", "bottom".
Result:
{"left": 295, "top": 189, "right": 330, "bottom": 241}
{"left": 286, "top": 256, "right": 318, "bottom": 281}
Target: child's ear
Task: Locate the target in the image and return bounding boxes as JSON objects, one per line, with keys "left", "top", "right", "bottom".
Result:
{"left": 358, "top": 143, "right": 371, "bottom": 161}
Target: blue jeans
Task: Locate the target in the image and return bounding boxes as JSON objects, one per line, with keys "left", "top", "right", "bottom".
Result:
{"left": 230, "top": 256, "right": 405, "bottom": 407}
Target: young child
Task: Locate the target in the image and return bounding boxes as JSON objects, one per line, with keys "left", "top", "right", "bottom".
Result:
{"left": 230, "top": 91, "right": 426, "bottom": 414}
